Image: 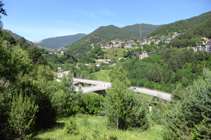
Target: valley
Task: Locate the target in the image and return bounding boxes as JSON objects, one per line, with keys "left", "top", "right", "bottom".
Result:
{"left": 1, "top": 1, "right": 211, "bottom": 139}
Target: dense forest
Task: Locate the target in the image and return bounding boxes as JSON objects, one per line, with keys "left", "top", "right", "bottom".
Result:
{"left": 145, "top": 11, "right": 211, "bottom": 38}
{"left": 120, "top": 46, "right": 211, "bottom": 92}
{"left": 167, "top": 17, "right": 211, "bottom": 48}
{"left": 66, "top": 24, "right": 159, "bottom": 60}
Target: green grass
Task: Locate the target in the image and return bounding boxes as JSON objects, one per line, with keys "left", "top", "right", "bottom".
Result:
{"left": 92, "top": 70, "right": 111, "bottom": 82}
{"left": 34, "top": 114, "right": 163, "bottom": 140}
{"left": 138, "top": 92, "right": 155, "bottom": 103}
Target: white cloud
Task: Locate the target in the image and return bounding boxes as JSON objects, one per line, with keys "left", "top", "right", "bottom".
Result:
{"left": 78, "top": 10, "right": 97, "bottom": 17}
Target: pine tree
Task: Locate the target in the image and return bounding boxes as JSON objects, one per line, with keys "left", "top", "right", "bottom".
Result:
{"left": 9, "top": 92, "right": 38, "bottom": 139}
{"left": 102, "top": 66, "right": 149, "bottom": 130}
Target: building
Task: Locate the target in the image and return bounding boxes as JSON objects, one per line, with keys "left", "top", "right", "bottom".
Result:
{"left": 163, "top": 38, "right": 172, "bottom": 43}
{"left": 61, "top": 51, "right": 65, "bottom": 55}
{"left": 139, "top": 52, "right": 148, "bottom": 59}
{"left": 196, "top": 42, "right": 211, "bottom": 52}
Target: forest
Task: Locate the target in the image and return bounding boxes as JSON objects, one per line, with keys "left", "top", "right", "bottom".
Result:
{"left": 145, "top": 11, "right": 211, "bottom": 38}
{"left": 119, "top": 46, "right": 211, "bottom": 92}
{"left": 66, "top": 24, "right": 159, "bottom": 60}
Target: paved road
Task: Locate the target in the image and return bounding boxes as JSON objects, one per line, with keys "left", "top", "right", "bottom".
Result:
{"left": 73, "top": 78, "right": 171, "bottom": 101}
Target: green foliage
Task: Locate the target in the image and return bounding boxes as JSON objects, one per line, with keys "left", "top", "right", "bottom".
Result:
{"left": 92, "top": 127, "right": 100, "bottom": 139}
{"left": 82, "top": 115, "right": 89, "bottom": 126}
{"left": 9, "top": 93, "right": 38, "bottom": 139}
{"left": 110, "top": 133, "right": 118, "bottom": 140}
{"left": 80, "top": 93, "right": 104, "bottom": 115}
{"left": 146, "top": 11, "right": 211, "bottom": 38}
{"left": 167, "top": 17, "right": 211, "bottom": 48}
{"left": 190, "top": 120, "right": 211, "bottom": 140}
{"left": 102, "top": 67, "right": 149, "bottom": 130}
{"left": 182, "top": 68, "right": 211, "bottom": 128}
{"left": 119, "top": 46, "right": 211, "bottom": 92}
{"left": 64, "top": 117, "right": 79, "bottom": 135}
{"left": 66, "top": 24, "right": 159, "bottom": 60}
{"left": 162, "top": 104, "right": 189, "bottom": 140}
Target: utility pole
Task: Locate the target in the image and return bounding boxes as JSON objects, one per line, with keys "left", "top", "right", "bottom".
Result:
{"left": 140, "top": 24, "right": 141, "bottom": 40}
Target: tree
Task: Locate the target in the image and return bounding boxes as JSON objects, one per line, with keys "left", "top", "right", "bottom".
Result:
{"left": 9, "top": 93, "right": 38, "bottom": 139}
{"left": 27, "top": 45, "right": 42, "bottom": 63}
{"left": 102, "top": 66, "right": 149, "bottom": 130}
{"left": 0, "top": 1, "right": 7, "bottom": 19}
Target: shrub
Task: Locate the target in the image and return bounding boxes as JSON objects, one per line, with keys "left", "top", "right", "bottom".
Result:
{"left": 9, "top": 93, "right": 38, "bottom": 139}
{"left": 64, "top": 117, "right": 79, "bottom": 135}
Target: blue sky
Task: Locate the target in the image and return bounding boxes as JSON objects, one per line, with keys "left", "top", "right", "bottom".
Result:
{"left": 2, "top": 0, "right": 211, "bottom": 41}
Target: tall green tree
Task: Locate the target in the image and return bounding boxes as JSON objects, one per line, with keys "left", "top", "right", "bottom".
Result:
{"left": 102, "top": 66, "right": 149, "bottom": 130}
{"left": 9, "top": 93, "right": 38, "bottom": 139}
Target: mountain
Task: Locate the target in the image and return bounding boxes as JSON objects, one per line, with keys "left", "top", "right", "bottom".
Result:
{"left": 66, "top": 23, "right": 160, "bottom": 59}
{"left": 29, "top": 39, "right": 37, "bottom": 43}
{"left": 37, "top": 33, "right": 87, "bottom": 50}
{"left": 3, "top": 29, "right": 49, "bottom": 49}
{"left": 145, "top": 11, "right": 211, "bottom": 38}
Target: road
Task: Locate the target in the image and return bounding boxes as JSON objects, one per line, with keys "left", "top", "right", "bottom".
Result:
{"left": 73, "top": 78, "right": 171, "bottom": 101}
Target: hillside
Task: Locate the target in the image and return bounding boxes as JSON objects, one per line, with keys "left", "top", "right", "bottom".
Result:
{"left": 3, "top": 29, "right": 49, "bottom": 50}
{"left": 66, "top": 23, "right": 160, "bottom": 59}
{"left": 37, "top": 33, "right": 86, "bottom": 50}
{"left": 145, "top": 11, "right": 211, "bottom": 38}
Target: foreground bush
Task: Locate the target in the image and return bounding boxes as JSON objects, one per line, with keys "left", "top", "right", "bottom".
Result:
{"left": 64, "top": 117, "right": 79, "bottom": 135}
{"left": 102, "top": 66, "right": 149, "bottom": 130}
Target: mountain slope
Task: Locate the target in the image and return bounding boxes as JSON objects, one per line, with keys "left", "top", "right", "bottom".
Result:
{"left": 37, "top": 33, "right": 86, "bottom": 50}
{"left": 3, "top": 29, "right": 50, "bottom": 50}
{"left": 145, "top": 11, "right": 211, "bottom": 38}
{"left": 66, "top": 23, "right": 160, "bottom": 59}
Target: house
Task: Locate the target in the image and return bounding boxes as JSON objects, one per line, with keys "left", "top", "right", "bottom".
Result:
{"left": 163, "top": 38, "right": 172, "bottom": 43}
{"left": 172, "top": 32, "right": 180, "bottom": 38}
{"left": 139, "top": 52, "right": 148, "bottom": 59}
{"left": 196, "top": 42, "right": 211, "bottom": 52}
{"left": 133, "top": 52, "right": 140, "bottom": 58}
{"left": 61, "top": 51, "right": 65, "bottom": 56}
{"left": 96, "top": 63, "right": 101, "bottom": 67}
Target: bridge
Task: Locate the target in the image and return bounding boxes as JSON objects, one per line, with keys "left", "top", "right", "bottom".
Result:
{"left": 73, "top": 78, "right": 171, "bottom": 101}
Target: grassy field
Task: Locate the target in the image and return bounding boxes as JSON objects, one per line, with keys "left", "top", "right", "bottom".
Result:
{"left": 34, "top": 114, "right": 163, "bottom": 140}
{"left": 92, "top": 70, "right": 111, "bottom": 82}
{"left": 103, "top": 47, "right": 135, "bottom": 60}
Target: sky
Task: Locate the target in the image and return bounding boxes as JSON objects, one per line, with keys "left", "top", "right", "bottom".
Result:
{"left": 2, "top": 0, "right": 211, "bottom": 41}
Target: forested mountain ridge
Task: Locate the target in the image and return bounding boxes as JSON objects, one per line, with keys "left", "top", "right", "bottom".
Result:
{"left": 3, "top": 29, "right": 51, "bottom": 50}
{"left": 66, "top": 24, "right": 160, "bottom": 59}
{"left": 145, "top": 11, "right": 211, "bottom": 38}
{"left": 37, "top": 33, "right": 87, "bottom": 50}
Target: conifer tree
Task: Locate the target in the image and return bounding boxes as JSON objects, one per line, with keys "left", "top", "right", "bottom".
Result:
{"left": 9, "top": 93, "right": 38, "bottom": 139}
{"left": 102, "top": 66, "right": 149, "bottom": 130}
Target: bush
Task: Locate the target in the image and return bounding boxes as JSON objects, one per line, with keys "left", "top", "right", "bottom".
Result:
{"left": 9, "top": 93, "right": 38, "bottom": 139}
{"left": 80, "top": 93, "right": 104, "bottom": 115}
{"left": 190, "top": 120, "right": 211, "bottom": 140}
{"left": 64, "top": 117, "right": 79, "bottom": 135}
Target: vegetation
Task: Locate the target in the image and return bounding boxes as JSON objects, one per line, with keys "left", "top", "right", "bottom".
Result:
{"left": 146, "top": 11, "right": 211, "bottom": 38}
{"left": 167, "top": 17, "right": 211, "bottom": 48}
{"left": 2, "top": 4, "right": 211, "bottom": 140}
{"left": 119, "top": 46, "right": 211, "bottom": 92}
{"left": 66, "top": 24, "right": 159, "bottom": 60}
{"left": 35, "top": 115, "right": 163, "bottom": 140}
